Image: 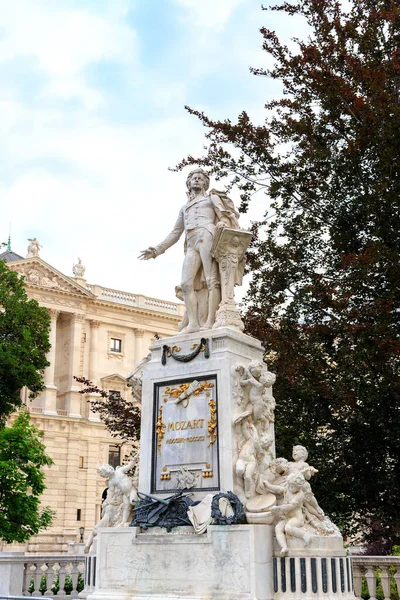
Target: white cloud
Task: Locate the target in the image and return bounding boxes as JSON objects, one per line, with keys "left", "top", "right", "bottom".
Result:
{"left": 0, "top": 0, "right": 137, "bottom": 105}
{"left": 0, "top": 0, "right": 300, "bottom": 304}
{"left": 174, "top": 0, "right": 248, "bottom": 29}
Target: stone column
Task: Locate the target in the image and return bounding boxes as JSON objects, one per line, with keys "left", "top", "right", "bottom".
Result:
{"left": 88, "top": 320, "right": 101, "bottom": 422}
{"left": 134, "top": 328, "right": 145, "bottom": 362}
{"left": 89, "top": 320, "right": 101, "bottom": 385}
{"left": 62, "top": 432, "right": 81, "bottom": 536}
{"left": 43, "top": 309, "right": 59, "bottom": 415}
{"left": 65, "top": 313, "right": 84, "bottom": 418}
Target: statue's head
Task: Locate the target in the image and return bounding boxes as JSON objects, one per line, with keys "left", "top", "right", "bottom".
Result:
{"left": 287, "top": 471, "right": 306, "bottom": 492}
{"left": 292, "top": 445, "right": 308, "bottom": 461}
{"left": 260, "top": 432, "right": 273, "bottom": 451}
{"left": 98, "top": 464, "right": 114, "bottom": 478}
{"left": 186, "top": 168, "right": 210, "bottom": 192}
{"left": 271, "top": 457, "right": 289, "bottom": 475}
{"left": 248, "top": 359, "right": 263, "bottom": 379}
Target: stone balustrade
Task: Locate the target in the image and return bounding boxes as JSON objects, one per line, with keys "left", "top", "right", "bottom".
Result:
{"left": 86, "top": 284, "right": 185, "bottom": 315}
{"left": 0, "top": 553, "right": 85, "bottom": 599}
{"left": 352, "top": 555, "right": 400, "bottom": 599}
{"left": 1, "top": 552, "right": 397, "bottom": 599}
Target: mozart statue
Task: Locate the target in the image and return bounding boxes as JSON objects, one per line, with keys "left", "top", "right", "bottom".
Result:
{"left": 139, "top": 169, "right": 245, "bottom": 333}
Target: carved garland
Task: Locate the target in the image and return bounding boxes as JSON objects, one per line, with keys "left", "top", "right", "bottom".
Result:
{"left": 207, "top": 399, "right": 217, "bottom": 447}
{"left": 156, "top": 407, "right": 166, "bottom": 453}
{"left": 161, "top": 338, "right": 210, "bottom": 365}
{"left": 164, "top": 380, "right": 214, "bottom": 399}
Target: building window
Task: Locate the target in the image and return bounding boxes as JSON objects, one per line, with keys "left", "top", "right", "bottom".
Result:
{"left": 77, "top": 509, "right": 82, "bottom": 521}
{"left": 110, "top": 338, "right": 122, "bottom": 353}
{"left": 79, "top": 456, "right": 84, "bottom": 469}
{"left": 109, "top": 390, "right": 121, "bottom": 399}
{"left": 108, "top": 445, "right": 120, "bottom": 469}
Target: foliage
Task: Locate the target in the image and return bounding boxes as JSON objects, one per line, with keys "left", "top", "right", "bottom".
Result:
{"left": 74, "top": 377, "right": 141, "bottom": 442}
{"left": 0, "top": 411, "right": 54, "bottom": 542}
{"left": 176, "top": 0, "right": 400, "bottom": 546}
{"left": 29, "top": 571, "right": 84, "bottom": 595}
{"left": 0, "top": 259, "right": 50, "bottom": 421}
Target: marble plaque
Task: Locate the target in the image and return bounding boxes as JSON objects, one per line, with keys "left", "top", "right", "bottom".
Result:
{"left": 151, "top": 374, "right": 219, "bottom": 493}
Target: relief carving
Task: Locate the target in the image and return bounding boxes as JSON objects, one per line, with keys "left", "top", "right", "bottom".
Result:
{"left": 232, "top": 360, "right": 276, "bottom": 501}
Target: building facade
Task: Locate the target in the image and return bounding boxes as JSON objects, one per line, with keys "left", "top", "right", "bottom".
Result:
{"left": 0, "top": 246, "right": 184, "bottom": 553}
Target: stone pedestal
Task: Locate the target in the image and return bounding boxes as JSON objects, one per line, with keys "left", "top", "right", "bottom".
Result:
{"left": 87, "top": 326, "right": 354, "bottom": 600}
{"left": 139, "top": 327, "right": 264, "bottom": 499}
{"left": 88, "top": 524, "right": 274, "bottom": 600}
{"left": 0, "top": 552, "right": 24, "bottom": 597}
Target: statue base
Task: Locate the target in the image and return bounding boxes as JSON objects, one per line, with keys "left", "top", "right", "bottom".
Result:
{"left": 213, "top": 299, "right": 245, "bottom": 330}
{"left": 87, "top": 524, "right": 274, "bottom": 600}
{"left": 138, "top": 326, "right": 264, "bottom": 499}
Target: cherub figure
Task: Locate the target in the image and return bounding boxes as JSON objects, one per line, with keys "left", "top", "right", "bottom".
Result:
{"left": 84, "top": 488, "right": 124, "bottom": 553}
{"left": 236, "top": 421, "right": 273, "bottom": 498}
{"left": 268, "top": 472, "right": 311, "bottom": 556}
{"left": 288, "top": 445, "right": 318, "bottom": 480}
{"left": 256, "top": 457, "right": 289, "bottom": 496}
{"left": 98, "top": 456, "right": 138, "bottom": 527}
{"left": 235, "top": 360, "right": 276, "bottom": 432}
{"left": 264, "top": 446, "right": 327, "bottom": 526}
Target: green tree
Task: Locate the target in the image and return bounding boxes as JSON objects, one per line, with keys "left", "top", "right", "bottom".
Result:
{"left": 0, "top": 259, "right": 54, "bottom": 541}
{"left": 74, "top": 377, "right": 141, "bottom": 442}
{"left": 0, "top": 259, "right": 51, "bottom": 420}
{"left": 0, "top": 411, "right": 54, "bottom": 542}
{"left": 177, "top": 0, "right": 400, "bottom": 547}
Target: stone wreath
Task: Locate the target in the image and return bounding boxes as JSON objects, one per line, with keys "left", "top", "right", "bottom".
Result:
{"left": 211, "top": 491, "right": 246, "bottom": 525}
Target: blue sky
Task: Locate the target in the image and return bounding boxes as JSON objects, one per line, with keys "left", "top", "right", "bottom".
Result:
{"left": 0, "top": 0, "right": 304, "bottom": 302}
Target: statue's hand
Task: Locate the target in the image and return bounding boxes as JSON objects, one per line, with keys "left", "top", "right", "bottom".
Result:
{"left": 216, "top": 221, "right": 227, "bottom": 231}
{"left": 138, "top": 247, "right": 157, "bottom": 260}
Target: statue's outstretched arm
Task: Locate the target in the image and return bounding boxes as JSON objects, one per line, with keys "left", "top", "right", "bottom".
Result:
{"left": 119, "top": 459, "right": 135, "bottom": 474}
{"left": 138, "top": 208, "right": 184, "bottom": 260}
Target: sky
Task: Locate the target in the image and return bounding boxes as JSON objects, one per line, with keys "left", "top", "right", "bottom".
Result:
{"left": 0, "top": 0, "right": 304, "bottom": 303}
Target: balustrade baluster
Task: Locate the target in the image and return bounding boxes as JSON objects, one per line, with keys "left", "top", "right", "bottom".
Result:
{"left": 40, "top": 563, "right": 49, "bottom": 595}
{"left": 45, "top": 561, "right": 59, "bottom": 597}
{"left": 380, "top": 566, "right": 391, "bottom": 600}
{"left": 352, "top": 564, "right": 364, "bottom": 598}
{"left": 70, "top": 560, "right": 79, "bottom": 595}
{"left": 32, "top": 563, "right": 41, "bottom": 595}
{"left": 56, "top": 563, "right": 67, "bottom": 597}
{"left": 364, "top": 566, "right": 378, "bottom": 600}
{"left": 393, "top": 567, "right": 400, "bottom": 599}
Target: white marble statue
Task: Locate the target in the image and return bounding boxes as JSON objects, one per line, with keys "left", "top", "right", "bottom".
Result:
{"left": 26, "top": 237, "right": 42, "bottom": 258}
{"left": 84, "top": 488, "right": 124, "bottom": 553}
{"left": 139, "top": 169, "right": 244, "bottom": 333}
{"left": 98, "top": 457, "right": 138, "bottom": 527}
{"left": 268, "top": 472, "right": 312, "bottom": 556}
{"left": 235, "top": 420, "right": 274, "bottom": 498}
{"left": 248, "top": 444, "right": 340, "bottom": 546}
{"left": 232, "top": 359, "right": 276, "bottom": 502}
{"left": 256, "top": 457, "right": 289, "bottom": 496}
{"left": 235, "top": 360, "right": 276, "bottom": 433}
{"left": 73, "top": 257, "right": 85, "bottom": 278}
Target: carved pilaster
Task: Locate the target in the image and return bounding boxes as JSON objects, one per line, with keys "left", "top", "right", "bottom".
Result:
{"left": 41, "top": 309, "right": 60, "bottom": 414}
{"left": 66, "top": 313, "right": 85, "bottom": 417}
{"left": 134, "top": 328, "right": 145, "bottom": 362}
{"left": 89, "top": 320, "right": 101, "bottom": 383}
